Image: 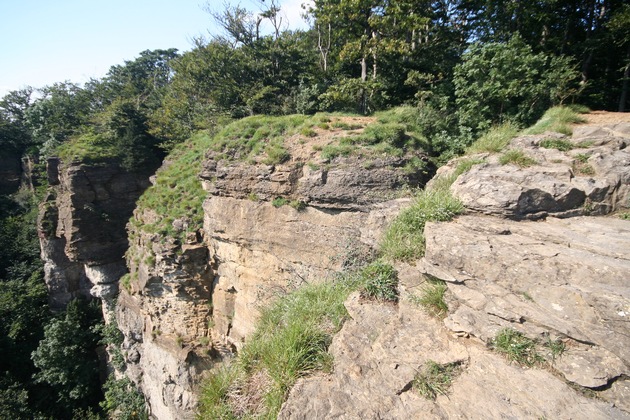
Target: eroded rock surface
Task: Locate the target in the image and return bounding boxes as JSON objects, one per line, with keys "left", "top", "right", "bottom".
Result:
{"left": 280, "top": 289, "right": 627, "bottom": 420}
{"left": 281, "top": 120, "right": 630, "bottom": 419}
{"left": 450, "top": 123, "right": 630, "bottom": 219}
{"left": 118, "top": 132, "right": 428, "bottom": 417}
{"left": 38, "top": 158, "right": 153, "bottom": 310}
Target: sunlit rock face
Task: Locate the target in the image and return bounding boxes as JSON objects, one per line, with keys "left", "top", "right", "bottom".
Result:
{"left": 116, "top": 134, "right": 430, "bottom": 418}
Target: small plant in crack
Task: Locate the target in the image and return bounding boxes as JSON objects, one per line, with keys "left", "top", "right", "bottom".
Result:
{"left": 492, "top": 328, "right": 543, "bottom": 367}
{"left": 544, "top": 336, "right": 566, "bottom": 362}
{"left": 411, "top": 277, "right": 448, "bottom": 318}
{"left": 412, "top": 360, "right": 463, "bottom": 400}
{"left": 360, "top": 261, "right": 399, "bottom": 302}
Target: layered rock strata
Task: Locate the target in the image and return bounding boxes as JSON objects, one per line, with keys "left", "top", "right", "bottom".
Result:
{"left": 37, "top": 157, "right": 152, "bottom": 311}
{"left": 118, "top": 136, "right": 428, "bottom": 418}
{"left": 281, "top": 121, "right": 630, "bottom": 418}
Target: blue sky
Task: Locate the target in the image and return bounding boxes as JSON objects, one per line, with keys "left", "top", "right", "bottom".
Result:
{"left": 0, "top": 0, "right": 310, "bottom": 98}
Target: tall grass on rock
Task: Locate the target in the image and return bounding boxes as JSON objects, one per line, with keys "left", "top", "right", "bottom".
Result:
{"left": 381, "top": 187, "right": 464, "bottom": 261}
{"left": 198, "top": 280, "right": 356, "bottom": 419}
{"left": 522, "top": 106, "right": 588, "bottom": 135}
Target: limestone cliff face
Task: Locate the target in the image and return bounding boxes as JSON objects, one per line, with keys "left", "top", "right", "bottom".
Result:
{"left": 37, "top": 157, "right": 153, "bottom": 311}
{"left": 280, "top": 119, "right": 630, "bottom": 418}
{"left": 117, "top": 126, "right": 429, "bottom": 418}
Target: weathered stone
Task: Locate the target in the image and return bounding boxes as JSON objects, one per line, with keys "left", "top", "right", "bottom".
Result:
{"left": 450, "top": 127, "right": 630, "bottom": 218}
{"left": 279, "top": 292, "right": 627, "bottom": 420}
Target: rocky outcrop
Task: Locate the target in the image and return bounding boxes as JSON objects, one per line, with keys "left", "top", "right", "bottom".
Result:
{"left": 201, "top": 154, "right": 423, "bottom": 347}
{"left": 117, "top": 123, "right": 430, "bottom": 418}
{"left": 450, "top": 123, "right": 630, "bottom": 219}
{"left": 281, "top": 120, "right": 630, "bottom": 418}
{"left": 38, "top": 157, "right": 153, "bottom": 311}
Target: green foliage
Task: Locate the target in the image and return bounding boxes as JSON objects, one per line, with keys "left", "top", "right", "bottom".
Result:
{"left": 492, "top": 328, "right": 543, "bottom": 367}
{"left": 466, "top": 122, "right": 519, "bottom": 154}
{"left": 381, "top": 187, "right": 464, "bottom": 261}
{"left": 413, "top": 278, "right": 448, "bottom": 318}
{"left": 101, "top": 376, "right": 147, "bottom": 420}
{"left": 454, "top": 36, "right": 580, "bottom": 133}
{"left": 499, "top": 150, "right": 538, "bottom": 167}
{"left": 522, "top": 106, "right": 587, "bottom": 136}
{"left": 539, "top": 139, "right": 575, "bottom": 151}
{"left": 319, "top": 78, "right": 389, "bottom": 115}
{"left": 359, "top": 261, "right": 399, "bottom": 302}
{"left": 413, "top": 360, "right": 462, "bottom": 400}
{"left": 271, "top": 197, "right": 289, "bottom": 208}
{"left": 199, "top": 279, "right": 355, "bottom": 418}
{"left": 544, "top": 337, "right": 566, "bottom": 362}
{"left": 31, "top": 298, "right": 104, "bottom": 414}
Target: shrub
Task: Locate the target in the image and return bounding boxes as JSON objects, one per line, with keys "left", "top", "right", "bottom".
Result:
{"left": 360, "top": 261, "right": 399, "bottom": 302}
{"left": 454, "top": 36, "right": 581, "bottom": 133}
{"left": 413, "top": 360, "right": 462, "bottom": 400}
{"left": 499, "top": 150, "right": 538, "bottom": 167}
{"left": 100, "top": 376, "right": 147, "bottom": 420}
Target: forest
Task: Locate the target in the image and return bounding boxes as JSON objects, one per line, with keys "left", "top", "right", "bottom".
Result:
{"left": 0, "top": 0, "right": 629, "bottom": 418}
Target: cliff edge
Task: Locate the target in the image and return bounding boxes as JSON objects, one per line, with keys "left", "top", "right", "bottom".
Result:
{"left": 280, "top": 115, "right": 630, "bottom": 419}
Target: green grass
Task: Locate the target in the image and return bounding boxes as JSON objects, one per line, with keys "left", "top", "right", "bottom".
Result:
{"left": 130, "top": 131, "right": 212, "bottom": 241}
{"left": 539, "top": 138, "right": 574, "bottom": 151}
{"left": 412, "top": 360, "right": 462, "bottom": 400}
{"left": 57, "top": 131, "right": 120, "bottom": 163}
{"left": 492, "top": 328, "right": 543, "bottom": 367}
{"left": 544, "top": 337, "right": 566, "bottom": 362}
{"left": 197, "top": 279, "right": 359, "bottom": 419}
{"left": 380, "top": 187, "right": 464, "bottom": 261}
{"left": 522, "top": 106, "right": 588, "bottom": 136}
{"left": 466, "top": 122, "right": 519, "bottom": 154}
{"left": 499, "top": 149, "right": 538, "bottom": 167}
{"left": 412, "top": 278, "right": 448, "bottom": 318}
{"left": 271, "top": 197, "right": 289, "bottom": 208}
{"left": 359, "top": 261, "right": 399, "bottom": 302}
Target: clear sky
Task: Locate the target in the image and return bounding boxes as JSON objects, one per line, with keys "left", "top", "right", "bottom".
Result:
{"left": 0, "top": 0, "right": 310, "bottom": 98}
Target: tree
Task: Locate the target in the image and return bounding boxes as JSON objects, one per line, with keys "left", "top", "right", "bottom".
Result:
{"left": 25, "top": 82, "right": 93, "bottom": 157}
{"left": 31, "top": 299, "right": 103, "bottom": 416}
{"left": 454, "top": 35, "right": 580, "bottom": 132}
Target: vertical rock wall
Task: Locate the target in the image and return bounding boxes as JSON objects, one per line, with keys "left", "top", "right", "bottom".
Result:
{"left": 116, "top": 149, "right": 429, "bottom": 418}
{"left": 37, "top": 157, "right": 153, "bottom": 313}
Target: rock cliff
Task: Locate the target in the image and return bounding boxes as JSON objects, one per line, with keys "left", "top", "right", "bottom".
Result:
{"left": 280, "top": 117, "right": 630, "bottom": 418}
{"left": 116, "top": 116, "right": 430, "bottom": 418}
{"left": 37, "top": 157, "right": 153, "bottom": 312}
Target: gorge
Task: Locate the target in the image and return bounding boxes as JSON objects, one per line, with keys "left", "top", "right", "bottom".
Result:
{"left": 35, "top": 111, "right": 630, "bottom": 419}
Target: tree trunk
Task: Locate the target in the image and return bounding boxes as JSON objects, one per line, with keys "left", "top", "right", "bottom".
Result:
{"left": 361, "top": 57, "right": 368, "bottom": 82}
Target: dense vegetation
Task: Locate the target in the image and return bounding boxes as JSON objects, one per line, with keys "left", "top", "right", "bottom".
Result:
{"left": 1, "top": 0, "right": 628, "bottom": 418}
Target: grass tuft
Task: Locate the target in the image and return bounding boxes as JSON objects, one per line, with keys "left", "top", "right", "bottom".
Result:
{"left": 466, "top": 122, "right": 519, "bottom": 154}
{"left": 412, "top": 360, "right": 463, "bottom": 400}
{"left": 412, "top": 278, "right": 448, "bottom": 318}
{"left": 522, "top": 106, "right": 587, "bottom": 136}
{"left": 499, "top": 149, "right": 538, "bottom": 167}
{"left": 539, "top": 138, "right": 574, "bottom": 151}
{"left": 380, "top": 187, "right": 464, "bottom": 261}
{"left": 492, "top": 328, "right": 543, "bottom": 367}
{"left": 197, "top": 279, "right": 358, "bottom": 419}
{"left": 359, "top": 261, "right": 399, "bottom": 302}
